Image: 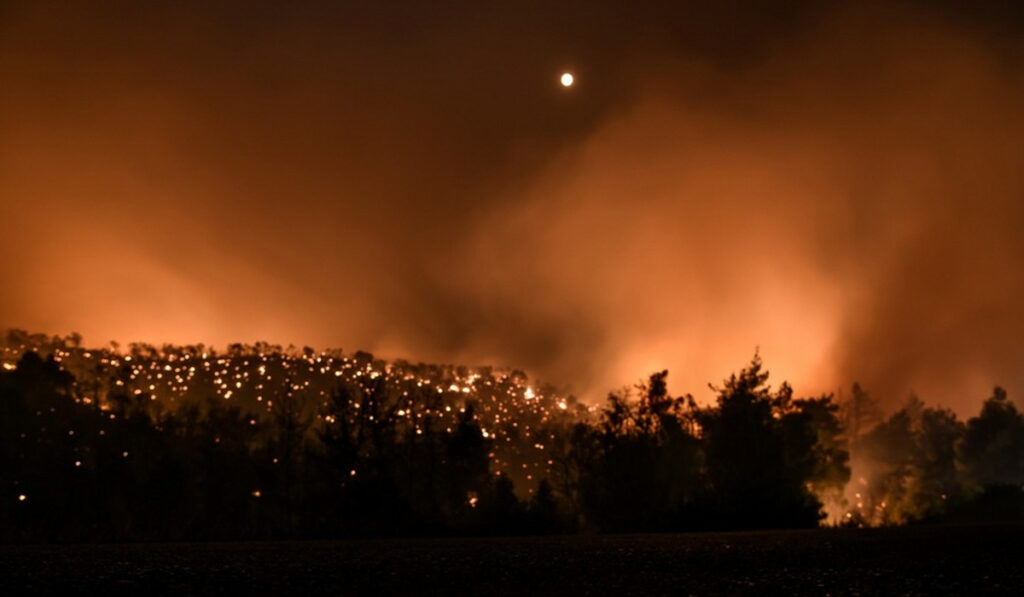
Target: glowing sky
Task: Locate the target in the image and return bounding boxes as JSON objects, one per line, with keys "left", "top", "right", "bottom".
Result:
{"left": 2, "top": 1, "right": 1023, "bottom": 413}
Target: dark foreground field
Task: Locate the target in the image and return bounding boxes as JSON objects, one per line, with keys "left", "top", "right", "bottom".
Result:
{"left": 2, "top": 524, "right": 1022, "bottom": 595}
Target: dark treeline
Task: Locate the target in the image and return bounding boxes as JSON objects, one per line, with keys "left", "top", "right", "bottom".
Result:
{"left": 0, "top": 351, "right": 562, "bottom": 541}
{"left": 2, "top": 333, "right": 1023, "bottom": 542}
{"left": 549, "top": 363, "right": 848, "bottom": 532}
{"left": 844, "top": 385, "right": 1024, "bottom": 525}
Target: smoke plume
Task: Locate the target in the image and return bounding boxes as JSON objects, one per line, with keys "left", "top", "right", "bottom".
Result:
{"left": 2, "top": 2, "right": 1022, "bottom": 413}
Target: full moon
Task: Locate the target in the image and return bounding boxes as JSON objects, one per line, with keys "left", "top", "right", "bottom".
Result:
{"left": 560, "top": 72, "right": 574, "bottom": 87}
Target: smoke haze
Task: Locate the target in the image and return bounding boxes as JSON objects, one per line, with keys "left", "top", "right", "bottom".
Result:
{"left": 2, "top": 2, "right": 1022, "bottom": 413}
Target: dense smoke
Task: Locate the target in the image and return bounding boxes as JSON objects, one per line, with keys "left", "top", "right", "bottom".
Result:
{"left": 1, "top": 2, "right": 1022, "bottom": 414}
{"left": 450, "top": 6, "right": 1024, "bottom": 413}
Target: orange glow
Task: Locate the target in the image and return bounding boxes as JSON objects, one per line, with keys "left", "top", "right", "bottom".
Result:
{"left": 1, "top": 3, "right": 1022, "bottom": 416}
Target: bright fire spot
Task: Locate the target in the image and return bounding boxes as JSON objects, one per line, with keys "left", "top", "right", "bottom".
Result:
{"left": 557, "top": 400, "right": 568, "bottom": 410}
{"left": 560, "top": 72, "right": 574, "bottom": 87}
{"left": 524, "top": 387, "right": 535, "bottom": 400}
{"left": 252, "top": 490, "right": 261, "bottom": 498}
{"left": 18, "top": 494, "right": 26, "bottom": 502}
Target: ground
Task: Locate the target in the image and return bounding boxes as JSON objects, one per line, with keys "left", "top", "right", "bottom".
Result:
{"left": 1, "top": 524, "right": 1021, "bottom": 595}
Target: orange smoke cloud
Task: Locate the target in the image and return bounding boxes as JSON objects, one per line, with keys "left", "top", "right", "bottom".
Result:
{"left": 430, "top": 7, "right": 1024, "bottom": 411}
{"left": 2, "top": 2, "right": 1022, "bottom": 414}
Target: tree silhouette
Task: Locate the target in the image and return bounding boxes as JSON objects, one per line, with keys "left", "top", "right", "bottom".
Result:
{"left": 960, "top": 387, "right": 1024, "bottom": 488}
{"left": 840, "top": 382, "right": 882, "bottom": 455}
{"left": 573, "top": 371, "right": 703, "bottom": 531}
{"left": 696, "top": 355, "right": 832, "bottom": 529}
{"left": 4, "top": 330, "right": 1023, "bottom": 541}
{"left": 855, "top": 399, "right": 968, "bottom": 524}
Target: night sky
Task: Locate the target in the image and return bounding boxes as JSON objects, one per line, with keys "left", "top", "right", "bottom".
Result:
{"left": 2, "top": 1, "right": 1023, "bottom": 414}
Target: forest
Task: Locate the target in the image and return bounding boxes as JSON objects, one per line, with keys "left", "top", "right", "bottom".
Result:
{"left": 1, "top": 329, "right": 1022, "bottom": 542}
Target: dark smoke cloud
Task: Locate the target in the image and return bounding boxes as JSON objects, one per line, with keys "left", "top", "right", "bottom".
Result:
{"left": 1, "top": 2, "right": 1022, "bottom": 414}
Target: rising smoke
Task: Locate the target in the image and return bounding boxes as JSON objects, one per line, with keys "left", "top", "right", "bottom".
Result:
{"left": 1, "top": 2, "right": 1022, "bottom": 414}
